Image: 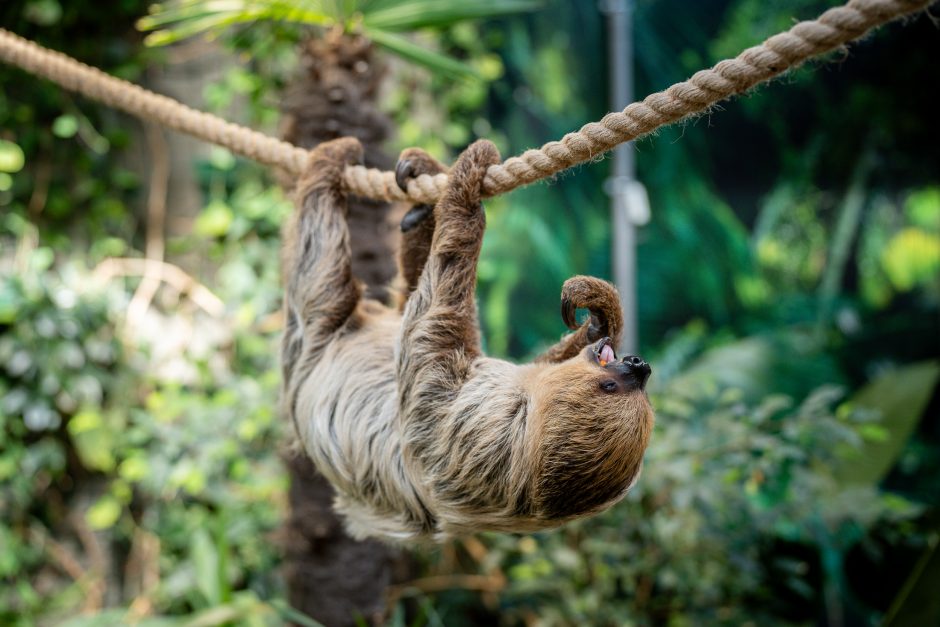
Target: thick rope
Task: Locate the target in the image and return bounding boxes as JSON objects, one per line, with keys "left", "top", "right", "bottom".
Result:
{"left": 0, "top": 28, "right": 310, "bottom": 177}
{"left": 0, "top": 0, "right": 931, "bottom": 204}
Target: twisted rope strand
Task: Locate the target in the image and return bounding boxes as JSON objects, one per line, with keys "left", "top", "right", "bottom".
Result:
{"left": 0, "top": 27, "right": 310, "bottom": 176}
{"left": 0, "top": 0, "right": 931, "bottom": 205}
{"left": 478, "top": 0, "right": 932, "bottom": 198}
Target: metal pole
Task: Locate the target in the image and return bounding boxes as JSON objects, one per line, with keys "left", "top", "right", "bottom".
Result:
{"left": 600, "top": 0, "right": 637, "bottom": 354}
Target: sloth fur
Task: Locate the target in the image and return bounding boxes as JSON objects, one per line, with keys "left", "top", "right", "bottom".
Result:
{"left": 280, "top": 137, "right": 654, "bottom": 542}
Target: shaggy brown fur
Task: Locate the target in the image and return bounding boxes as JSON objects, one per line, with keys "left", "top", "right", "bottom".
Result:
{"left": 281, "top": 137, "right": 655, "bottom": 542}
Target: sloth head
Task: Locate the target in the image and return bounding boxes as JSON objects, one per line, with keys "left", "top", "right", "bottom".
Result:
{"left": 528, "top": 337, "right": 654, "bottom": 521}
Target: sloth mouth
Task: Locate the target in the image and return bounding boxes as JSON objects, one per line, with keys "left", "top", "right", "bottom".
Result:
{"left": 589, "top": 337, "right": 652, "bottom": 389}
{"left": 592, "top": 337, "right": 617, "bottom": 367}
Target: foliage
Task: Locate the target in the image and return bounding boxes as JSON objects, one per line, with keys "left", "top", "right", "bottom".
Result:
{"left": 1, "top": 0, "right": 937, "bottom": 625}
{"left": 2, "top": 3, "right": 293, "bottom": 618}
{"left": 137, "top": 0, "right": 538, "bottom": 78}
{"left": 1, "top": 212, "right": 290, "bottom": 626}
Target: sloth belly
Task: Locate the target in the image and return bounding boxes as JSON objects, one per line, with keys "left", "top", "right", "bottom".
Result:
{"left": 296, "top": 329, "right": 398, "bottom": 487}
{"left": 293, "top": 318, "right": 432, "bottom": 539}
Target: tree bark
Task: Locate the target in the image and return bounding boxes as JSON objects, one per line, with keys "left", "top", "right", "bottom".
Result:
{"left": 278, "top": 31, "right": 405, "bottom": 627}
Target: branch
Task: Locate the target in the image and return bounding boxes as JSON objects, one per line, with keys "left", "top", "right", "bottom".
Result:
{"left": 126, "top": 122, "right": 171, "bottom": 331}
{"left": 92, "top": 257, "right": 225, "bottom": 317}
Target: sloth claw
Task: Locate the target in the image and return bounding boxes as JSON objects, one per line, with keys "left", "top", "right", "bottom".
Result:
{"left": 395, "top": 158, "right": 416, "bottom": 193}
{"left": 561, "top": 297, "right": 609, "bottom": 339}
{"left": 396, "top": 158, "right": 433, "bottom": 232}
{"left": 396, "top": 149, "right": 447, "bottom": 232}
{"left": 561, "top": 297, "right": 577, "bottom": 330}
{"left": 395, "top": 148, "right": 446, "bottom": 193}
{"left": 401, "top": 204, "right": 432, "bottom": 232}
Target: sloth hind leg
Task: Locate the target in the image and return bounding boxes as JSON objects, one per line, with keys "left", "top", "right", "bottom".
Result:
{"left": 534, "top": 276, "right": 624, "bottom": 364}
{"left": 394, "top": 148, "right": 448, "bottom": 307}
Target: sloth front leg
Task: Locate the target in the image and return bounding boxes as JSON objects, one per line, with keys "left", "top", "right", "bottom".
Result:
{"left": 534, "top": 276, "right": 624, "bottom": 363}
{"left": 281, "top": 137, "right": 363, "bottom": 389}
{"left": 394, "top": 148, "right": 448, "bottom": 303}
{"left": 397, "top": 140, "right": 500, "bottom": 405}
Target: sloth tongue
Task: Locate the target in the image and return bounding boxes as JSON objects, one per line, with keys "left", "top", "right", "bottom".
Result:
{"left": 599, "top": 344, "right": 615, "bottom": 365}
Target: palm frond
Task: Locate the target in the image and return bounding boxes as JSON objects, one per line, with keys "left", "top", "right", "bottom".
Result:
{"left": 365, "top": 29, "right": 477, "bottom": 79}
{"left": 364, "top": 0, "right": 539, "bottom": 32}
{"left": 138, "top": 0, "right": 536, "bottom": 78}
{"left": 138, "top": 0, "right": 334, "bottom": 45}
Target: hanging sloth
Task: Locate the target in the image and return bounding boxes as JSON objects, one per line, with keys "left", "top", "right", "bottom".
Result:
{"left": 280, "top": 137, "right": 654, "bottom": 542}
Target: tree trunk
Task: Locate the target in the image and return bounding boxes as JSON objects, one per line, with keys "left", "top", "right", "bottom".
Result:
{"left": 278, "top": 30, "right": 405, "bottom": 627}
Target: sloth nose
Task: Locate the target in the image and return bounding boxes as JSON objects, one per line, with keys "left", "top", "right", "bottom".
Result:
{"left": 620, "top": 354, "right": 651, "bottom": 389}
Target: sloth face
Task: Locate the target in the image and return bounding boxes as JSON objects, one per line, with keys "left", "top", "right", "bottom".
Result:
{"left": 528, "top": 338, "right": 654, "bottom": 520}
{"left": 588, "top": 336, "right": 652, "bottom": 394}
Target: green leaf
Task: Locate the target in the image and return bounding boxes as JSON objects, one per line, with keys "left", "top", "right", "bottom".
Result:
{"left": 884, "top": 537, "right": 940, "bottom": 627}
{"left": 834, "top": 361, "right": 940, "bottom": 487}
{"left": 666, "top": 332, "right": 841, "bottom": 402}
{"left": 57, "top": 610, "right": 132, "bottom": 627}
{"left": 118, "top": 456, "right": 150, "bottom": 482}
{"left": 904, "top": 186, "right": 940, "bottom": 231}
{"left": 195, "top": 199, "right": 235, "bottom": 237}
{"left": 208, "top": 147, "right": 237, "bottom": 170}
{"left": 363, "top": 0, "right": 538, "bottom": 32}
{"left": 269, "top": 599, "right": 327, "bottom": 627}
{"left": 23, "top": 0, "right": 62, "bottom": 26}
{"left": 0, "top": 140, "right": 25, "bottom": 173}
{"left": 880, "top": 228, "right": 940, "bottom": 292}
{"left": 366, "top": 29, "right": 478, "bottom": 79}
{"left": 138, "top": 0, "right": 333, "bottom": 45}
{"left": 30, "top": 247, "right": 55, "bottom": 272}
{"left": 68, "top": 410, "right": 117, "bottom": 472}
{"left": 0, "top": 282, "right": 17, "bottom": 324}
{"left": 52, "top": 114, "right": 79, "bottom": 138}
{"left": 181, "top": 604, "right": 243, "bottom": 627}
{"left": 86, "top": 496, "right": 122, "bottom": 530}
{"left": 213, "top": 518, "right": 232, "bottom": 603}
{"left": 857, "top": 424, "right": 889, "bottom": 442}
{"left": 191, "top": 527, "right": 222, "bottom": 606}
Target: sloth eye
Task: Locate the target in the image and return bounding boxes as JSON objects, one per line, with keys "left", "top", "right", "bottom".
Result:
{"left": 600, "top": 380, "right": 618, "bottom": 393}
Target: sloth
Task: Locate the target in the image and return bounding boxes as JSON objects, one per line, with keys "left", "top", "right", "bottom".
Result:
{"left": 280, "top": 137, "right": 654, "bottom": 542}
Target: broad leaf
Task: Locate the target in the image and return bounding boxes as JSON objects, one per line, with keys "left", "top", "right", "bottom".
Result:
{"left": 190, "top": 528, "right": 222, "bottom": 606}
{"left": 663, "top": 331, "right": 842, "bottom": 402}
{"left": 884, "top": 537, "right": 940, "bottom": 627}
{"left": 834, "top": 361, "right": 940, "bottom": 487}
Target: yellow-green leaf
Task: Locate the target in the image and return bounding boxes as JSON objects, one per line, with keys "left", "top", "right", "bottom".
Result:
{"left": 0, "top": 140, "right": 25, "bottom": 173}
{"left": 86, "top": 497, "right": 122, "bottom": 530}
{"left": 195, "top": 200, "right": 235, "bottom": 238}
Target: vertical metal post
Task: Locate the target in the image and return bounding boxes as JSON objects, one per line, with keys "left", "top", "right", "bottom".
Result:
{"left": 601, "top": 0, "right": 638, "bottom": 354}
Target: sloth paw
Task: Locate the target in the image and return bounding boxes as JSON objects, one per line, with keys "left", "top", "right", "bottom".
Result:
{"left": 437, "top": 140, "right": 500, "bottom": 214}
{"left": 449, "top": 141, "right": 499, "bottom": 192}
{"left": 395, "top": 148, "right": 447, "bottom": 191}
{"left": 310, "top": 136, "right": 363, "bottom": 166}
{"left": 299, "top": 137, "right": 363, "bottom": 193}
{"left": 396, "top": 148, "right": 447, "bottom": 232}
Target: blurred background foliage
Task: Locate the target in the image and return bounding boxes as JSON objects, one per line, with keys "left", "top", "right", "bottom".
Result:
{"left": 1, "top": 0, "right": 938, "bottom": 625}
